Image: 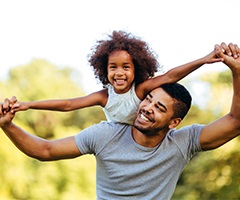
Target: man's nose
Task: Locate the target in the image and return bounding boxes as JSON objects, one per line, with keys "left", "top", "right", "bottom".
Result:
{"left": 143, "top": 103, "right": 154, "bottom": 114}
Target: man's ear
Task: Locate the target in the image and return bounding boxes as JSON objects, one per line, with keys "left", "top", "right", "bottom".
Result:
{"left": 168, "top": 118, "right": 182, "bottom": 129}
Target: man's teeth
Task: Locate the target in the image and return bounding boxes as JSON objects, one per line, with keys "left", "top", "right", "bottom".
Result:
{"left": 140, "top": 114, "right": 150, "bottom": 122}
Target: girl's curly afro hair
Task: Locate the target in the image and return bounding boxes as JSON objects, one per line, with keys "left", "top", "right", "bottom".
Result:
{"left": 88, "top": 30, "right": 160, "bottom": 86}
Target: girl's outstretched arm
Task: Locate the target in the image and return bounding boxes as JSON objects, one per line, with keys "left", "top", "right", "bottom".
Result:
{"left": 11, "top": 89, "right": 108, "bottom": 112}
{"left": 136, "top": 48, "right": 224, "bottom": 100}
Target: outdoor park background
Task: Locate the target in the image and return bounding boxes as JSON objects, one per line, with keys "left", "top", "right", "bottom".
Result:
{"left": 0, "top": 0, "right": 239, "bottom": 199}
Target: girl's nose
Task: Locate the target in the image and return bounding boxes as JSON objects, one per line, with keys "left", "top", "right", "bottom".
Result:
{"left": 115, "top": 71, "right": 123, "bottom": 76}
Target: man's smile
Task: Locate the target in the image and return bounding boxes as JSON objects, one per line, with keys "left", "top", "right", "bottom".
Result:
{"left": 140, "top": 111, "right": 153, "bottom": 123}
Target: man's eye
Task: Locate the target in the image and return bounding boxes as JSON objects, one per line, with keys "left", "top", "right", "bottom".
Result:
{"left": 156, "top": 106, "right": 164, "bottom": 112}
{"left": 145, "top": 97, "right": 151, "bottom": 102}
{"left": 156, "top": 106, "right": 161, "bottom": 111}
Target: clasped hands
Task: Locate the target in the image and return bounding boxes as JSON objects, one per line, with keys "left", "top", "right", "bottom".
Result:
{"left": 0, "top": 96, "right": 18, "bottom": 127}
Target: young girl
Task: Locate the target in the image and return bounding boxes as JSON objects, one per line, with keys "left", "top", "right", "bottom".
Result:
{"left": 11, "top": 31, "right": 223, "bottom": 124}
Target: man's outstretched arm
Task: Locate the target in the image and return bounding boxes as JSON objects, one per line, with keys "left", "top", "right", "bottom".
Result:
{"left": 200, "top": 43, "right": 240, "bottom": 150}
{"left": 0, "top": 103, "right": 81, "bottom": 161}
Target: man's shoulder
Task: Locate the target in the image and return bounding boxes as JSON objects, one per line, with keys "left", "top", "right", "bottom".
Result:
{"left": 168, "top": 124, "right": 205, "bottom": 137}
{"left": 75, "top": 122, "right": 131, "bottom": 154}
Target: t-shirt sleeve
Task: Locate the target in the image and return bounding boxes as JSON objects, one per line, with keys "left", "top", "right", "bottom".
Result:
{"left": 171, "top": 124, "right": 204, "bottom": 161}
{"left": 74, "top": 121, "right": 120, "bottom": 155}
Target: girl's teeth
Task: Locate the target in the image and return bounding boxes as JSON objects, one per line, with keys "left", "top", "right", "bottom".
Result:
{"left": 116, "top": 80, "right": 125, "bottom": 84}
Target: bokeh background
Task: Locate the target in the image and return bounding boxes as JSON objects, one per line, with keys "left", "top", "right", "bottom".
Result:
{"left": 0, "top": 0, "right": 239, "bottom": 199}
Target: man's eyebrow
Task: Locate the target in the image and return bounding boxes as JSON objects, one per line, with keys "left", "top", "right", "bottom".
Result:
{"left": 157, "top": 101, "right": 167, "bottom": 111}
{"left": 149, "top": 92, "right": 167, "bottom": 111}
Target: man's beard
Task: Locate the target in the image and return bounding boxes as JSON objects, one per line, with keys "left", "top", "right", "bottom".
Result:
{"left": 133, "top": 120, "right": 168, "bottom": 137}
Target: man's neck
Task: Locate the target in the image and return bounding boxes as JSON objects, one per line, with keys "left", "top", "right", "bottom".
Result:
{"left": 131, "top": 126, "right": 167, "bottom": 148}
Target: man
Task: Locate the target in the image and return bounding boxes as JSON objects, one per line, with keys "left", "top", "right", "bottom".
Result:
{"left": 0, "top": 43, "right": 240, "bottom": 199}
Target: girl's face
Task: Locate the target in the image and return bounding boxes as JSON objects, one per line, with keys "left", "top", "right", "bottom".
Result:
{"left": 107, "top": 50, "right": 135, "bottom": 94}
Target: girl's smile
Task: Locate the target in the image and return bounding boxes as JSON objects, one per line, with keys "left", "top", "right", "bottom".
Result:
{"left": 107, "top": 50, "right": 135, "bottom": 94}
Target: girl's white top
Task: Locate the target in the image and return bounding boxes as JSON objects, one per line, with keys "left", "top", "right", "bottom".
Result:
{"left": 102, "top": 83, "right": 141, "bottom": 125}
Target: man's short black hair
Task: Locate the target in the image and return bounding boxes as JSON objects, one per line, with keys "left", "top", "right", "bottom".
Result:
{"left": 161, "top": 83, "right": 192, "bottom": 119}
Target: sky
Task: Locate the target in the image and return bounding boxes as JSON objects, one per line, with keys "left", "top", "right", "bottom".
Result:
{"left": 0, "top": 0, "right": 240, "bottom": 94}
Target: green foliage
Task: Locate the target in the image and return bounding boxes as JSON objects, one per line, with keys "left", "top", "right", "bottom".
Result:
{"left": 0, "top": 64, "right": 239, "bottom": 199}
{"left": 173, "top": 71, "right": 240, "bottom": 200}
{"left": 0, "top": 60, "right": 104, "bottom": 199}
{"left": 0, "top": 59, "right": 105, "bottom": 137}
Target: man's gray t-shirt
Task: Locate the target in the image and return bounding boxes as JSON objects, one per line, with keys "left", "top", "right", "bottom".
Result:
{"left": 75, "top": 122, "right": 203, "bottom": 200}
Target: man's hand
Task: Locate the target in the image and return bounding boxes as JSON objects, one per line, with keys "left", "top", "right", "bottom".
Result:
{"left": 0, "top": 110, "right": 15, "bottom": 128}
{"left": 202, "top": 42, "right": 239, "bottom": 65}
{"left": 221, "top": 42, "right": 240, "bottom": 59}
{"left": 0, "top": 96, "right": 17, "bottom": 128}
{"left": 215, "top": 43, "right": 240, "bottom": 70}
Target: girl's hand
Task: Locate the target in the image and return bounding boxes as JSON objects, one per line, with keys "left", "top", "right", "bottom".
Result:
{"left": 11, "top": 100, "right": 29, "bottom": 112}
{"left": 204, "top": 42, "right": 240, "bottom": 65}
{"left": 203, "top": 49, "right": 224, "bottom": 64}
{"left": 0, "top": 96, "right": 28, "bottom": 114}
{"left": 0, "top": 96, "right": 17, "bottom": 115}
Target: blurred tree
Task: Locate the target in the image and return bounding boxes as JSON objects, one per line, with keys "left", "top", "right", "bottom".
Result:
{"left": 0, "top": 62, "right": 239, "bottom": 199}
{"left": 0, "top": 59, "right": 105, "bottom": 137}
{"left": 0, "top": 59, "right": 105, "bottom": 199}
{"left": 172, "top": 70, "right": 240, "bottom": 200}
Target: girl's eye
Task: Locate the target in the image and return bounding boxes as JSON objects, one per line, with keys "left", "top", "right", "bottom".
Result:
{"left": 109, "top": 66, "right": 116, "bottom": 69}
{"left": 124, "top": 66, "right": 130, "bottom": 69}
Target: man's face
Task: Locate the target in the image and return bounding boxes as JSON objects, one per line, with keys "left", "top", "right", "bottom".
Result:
{"left": 133, "top": 88, "right": 176, "bottom": 135}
